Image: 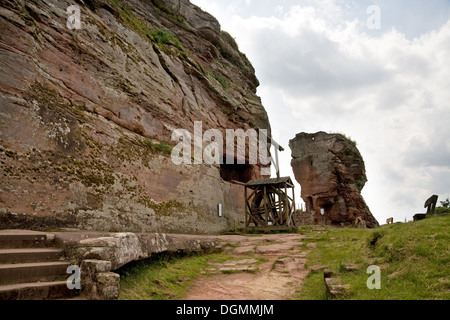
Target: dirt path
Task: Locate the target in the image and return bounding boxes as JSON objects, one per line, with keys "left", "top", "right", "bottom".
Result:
{"left": 185, "top": 233, "right": 309, "bottom": 300}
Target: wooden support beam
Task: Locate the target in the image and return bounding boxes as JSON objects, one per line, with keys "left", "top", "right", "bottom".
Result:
{"left": 244, "top": 186, "right": 249, "bottom": 228}
{"left": 263, "top": 185, "right": 269, "bottom": 226}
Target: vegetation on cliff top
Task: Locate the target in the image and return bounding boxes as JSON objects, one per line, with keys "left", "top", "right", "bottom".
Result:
{"left": 83, "top": 0, "right": 185, "bottom": 55}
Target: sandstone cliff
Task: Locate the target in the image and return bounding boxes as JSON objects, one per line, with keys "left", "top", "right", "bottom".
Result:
{"left": 289, "top": 132, "right": 379, "bottom": 228}
{"left": 0, "top": 0, "right": 270, "bottom": 233}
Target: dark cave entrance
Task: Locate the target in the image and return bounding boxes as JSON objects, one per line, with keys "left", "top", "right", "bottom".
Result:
{"left": 220, "top": 164, "right": 254, "bottom": 184}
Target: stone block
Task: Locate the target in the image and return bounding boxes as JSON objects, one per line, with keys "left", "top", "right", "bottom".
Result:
{"left": 81, "top": 259, "right": 112, "bottom": 276}
{"left": 341, "top": 263, "right": 359, "bottom": 272}
{"left": 324, "top": 275, "right": 351, "bottom": 299}
{"left": 96, "top": 272, "right": 120, "bottom": 300}
{"left": 309, "top": 265, "right": 327, "bottom": 273}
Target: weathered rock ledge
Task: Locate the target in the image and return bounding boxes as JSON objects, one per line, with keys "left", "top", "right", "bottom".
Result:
{"left": 56, "top": 231, "right": 221, "bottom": 269}
{"left": 53, "top": 231, "right": 221, "bottom": 299}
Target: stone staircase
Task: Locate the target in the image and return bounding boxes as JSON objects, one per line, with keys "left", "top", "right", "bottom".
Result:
{"left": 0, "top": 229, "right": 79, "bottom": 300}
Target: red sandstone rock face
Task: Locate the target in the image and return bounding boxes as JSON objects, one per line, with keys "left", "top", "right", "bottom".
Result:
{"left": 0, "top": 0, "right": 269, "bottom": 233}
{"left": 289, "top": 132, "right": 379, "bottom": 228}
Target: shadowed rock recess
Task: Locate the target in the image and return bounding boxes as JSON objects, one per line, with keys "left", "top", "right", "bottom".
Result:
{"left": 0, "top": 0, "right": 271, "bottom": 233}
{"left": 289, "top": 132, "right": 379, "bottom": 228}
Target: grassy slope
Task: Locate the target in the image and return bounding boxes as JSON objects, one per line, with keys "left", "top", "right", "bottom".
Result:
{"left": 297, "top": 214, "right": 450, "bottom": 300}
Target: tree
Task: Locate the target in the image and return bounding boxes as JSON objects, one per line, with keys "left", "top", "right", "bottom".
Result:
{"left": 435, "top": 197, "right": 450, "bottom": 214}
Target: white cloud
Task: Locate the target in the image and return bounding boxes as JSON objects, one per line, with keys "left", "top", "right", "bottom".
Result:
{"left": 191, "top": 0, "right": 450, "bottom": 223}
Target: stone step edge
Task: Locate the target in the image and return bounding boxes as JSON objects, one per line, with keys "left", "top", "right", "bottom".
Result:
{"left": 0, "top": 261, "right": 70, "bottom": 270}
{"left": 0, "top": 248, "right": 64, "bottom": 264}
{"left": 0, "top": 280, "right": 80, "bottom": 300}
{"left": 0, "top": 248, "right": 63, "bottom": 254}
{"left": 0, "top": 280, "right": 69, "bottom": 292}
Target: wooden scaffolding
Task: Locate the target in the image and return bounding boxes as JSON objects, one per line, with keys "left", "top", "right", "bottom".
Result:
{"left": 244, "top": 177, "right": 295, "bottom": 228}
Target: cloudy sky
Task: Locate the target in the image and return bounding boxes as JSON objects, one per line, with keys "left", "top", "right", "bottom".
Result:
{"left": 191, "top": 0, "right": 450, "bottom": 224}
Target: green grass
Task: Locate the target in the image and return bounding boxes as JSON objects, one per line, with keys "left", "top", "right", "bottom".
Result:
{"left": 435, "top": 206, "right": 450, "bottom": 214}
{"left": 89, "top": 0, "right": 184, "bottom": 55}
{"left": 142, "top": 139, "right": 173, "bottom": 155}
{"left": 117, "top": 252, "right": 232, "bottom": 300}
{"left": 207, "top": 71, "right": 229, "bottom": 89}
{"left": 297, "top": 214, "right": 450, "bottom": 300}
{"left": 148, "top": 29, "right": 182, "bottom": 47}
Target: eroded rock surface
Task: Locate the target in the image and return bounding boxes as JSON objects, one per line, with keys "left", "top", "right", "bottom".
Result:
{"left": 289, "top": 132, "right": 379, "bottom": 228}
{"left": 0, "top": 0, "right": 270, "bottom": 233}
{"left": 55, "top": 231, "right": 220, "bottom": 269}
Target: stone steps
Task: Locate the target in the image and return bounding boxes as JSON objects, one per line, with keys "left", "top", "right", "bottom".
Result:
{"left": 0, "top": 229, "right": 79, "bottom": 300}
{"left": 0, "top": 248, "right": 63, "bottom": 264}
{"left": 0, "top": 261, "right": 70, "bottom": 285}
{"left": 0, "top": 230, "right": 49, "bottom": 248}
{"left": 0, "top": 280, "right": 76, "bottom": 300}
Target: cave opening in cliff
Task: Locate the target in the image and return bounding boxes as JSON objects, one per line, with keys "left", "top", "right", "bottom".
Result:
{"left": 220, "top": 164, "right": 253, "bottom": 184}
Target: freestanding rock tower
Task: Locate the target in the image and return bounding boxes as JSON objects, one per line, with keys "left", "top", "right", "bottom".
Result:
{"left": 289, "top": 132, "right": 379, "bottom": 228}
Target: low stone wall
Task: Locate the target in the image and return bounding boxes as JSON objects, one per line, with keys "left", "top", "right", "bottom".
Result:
{"left": 54, "top": 231, "right": 222, "bottom": 299}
